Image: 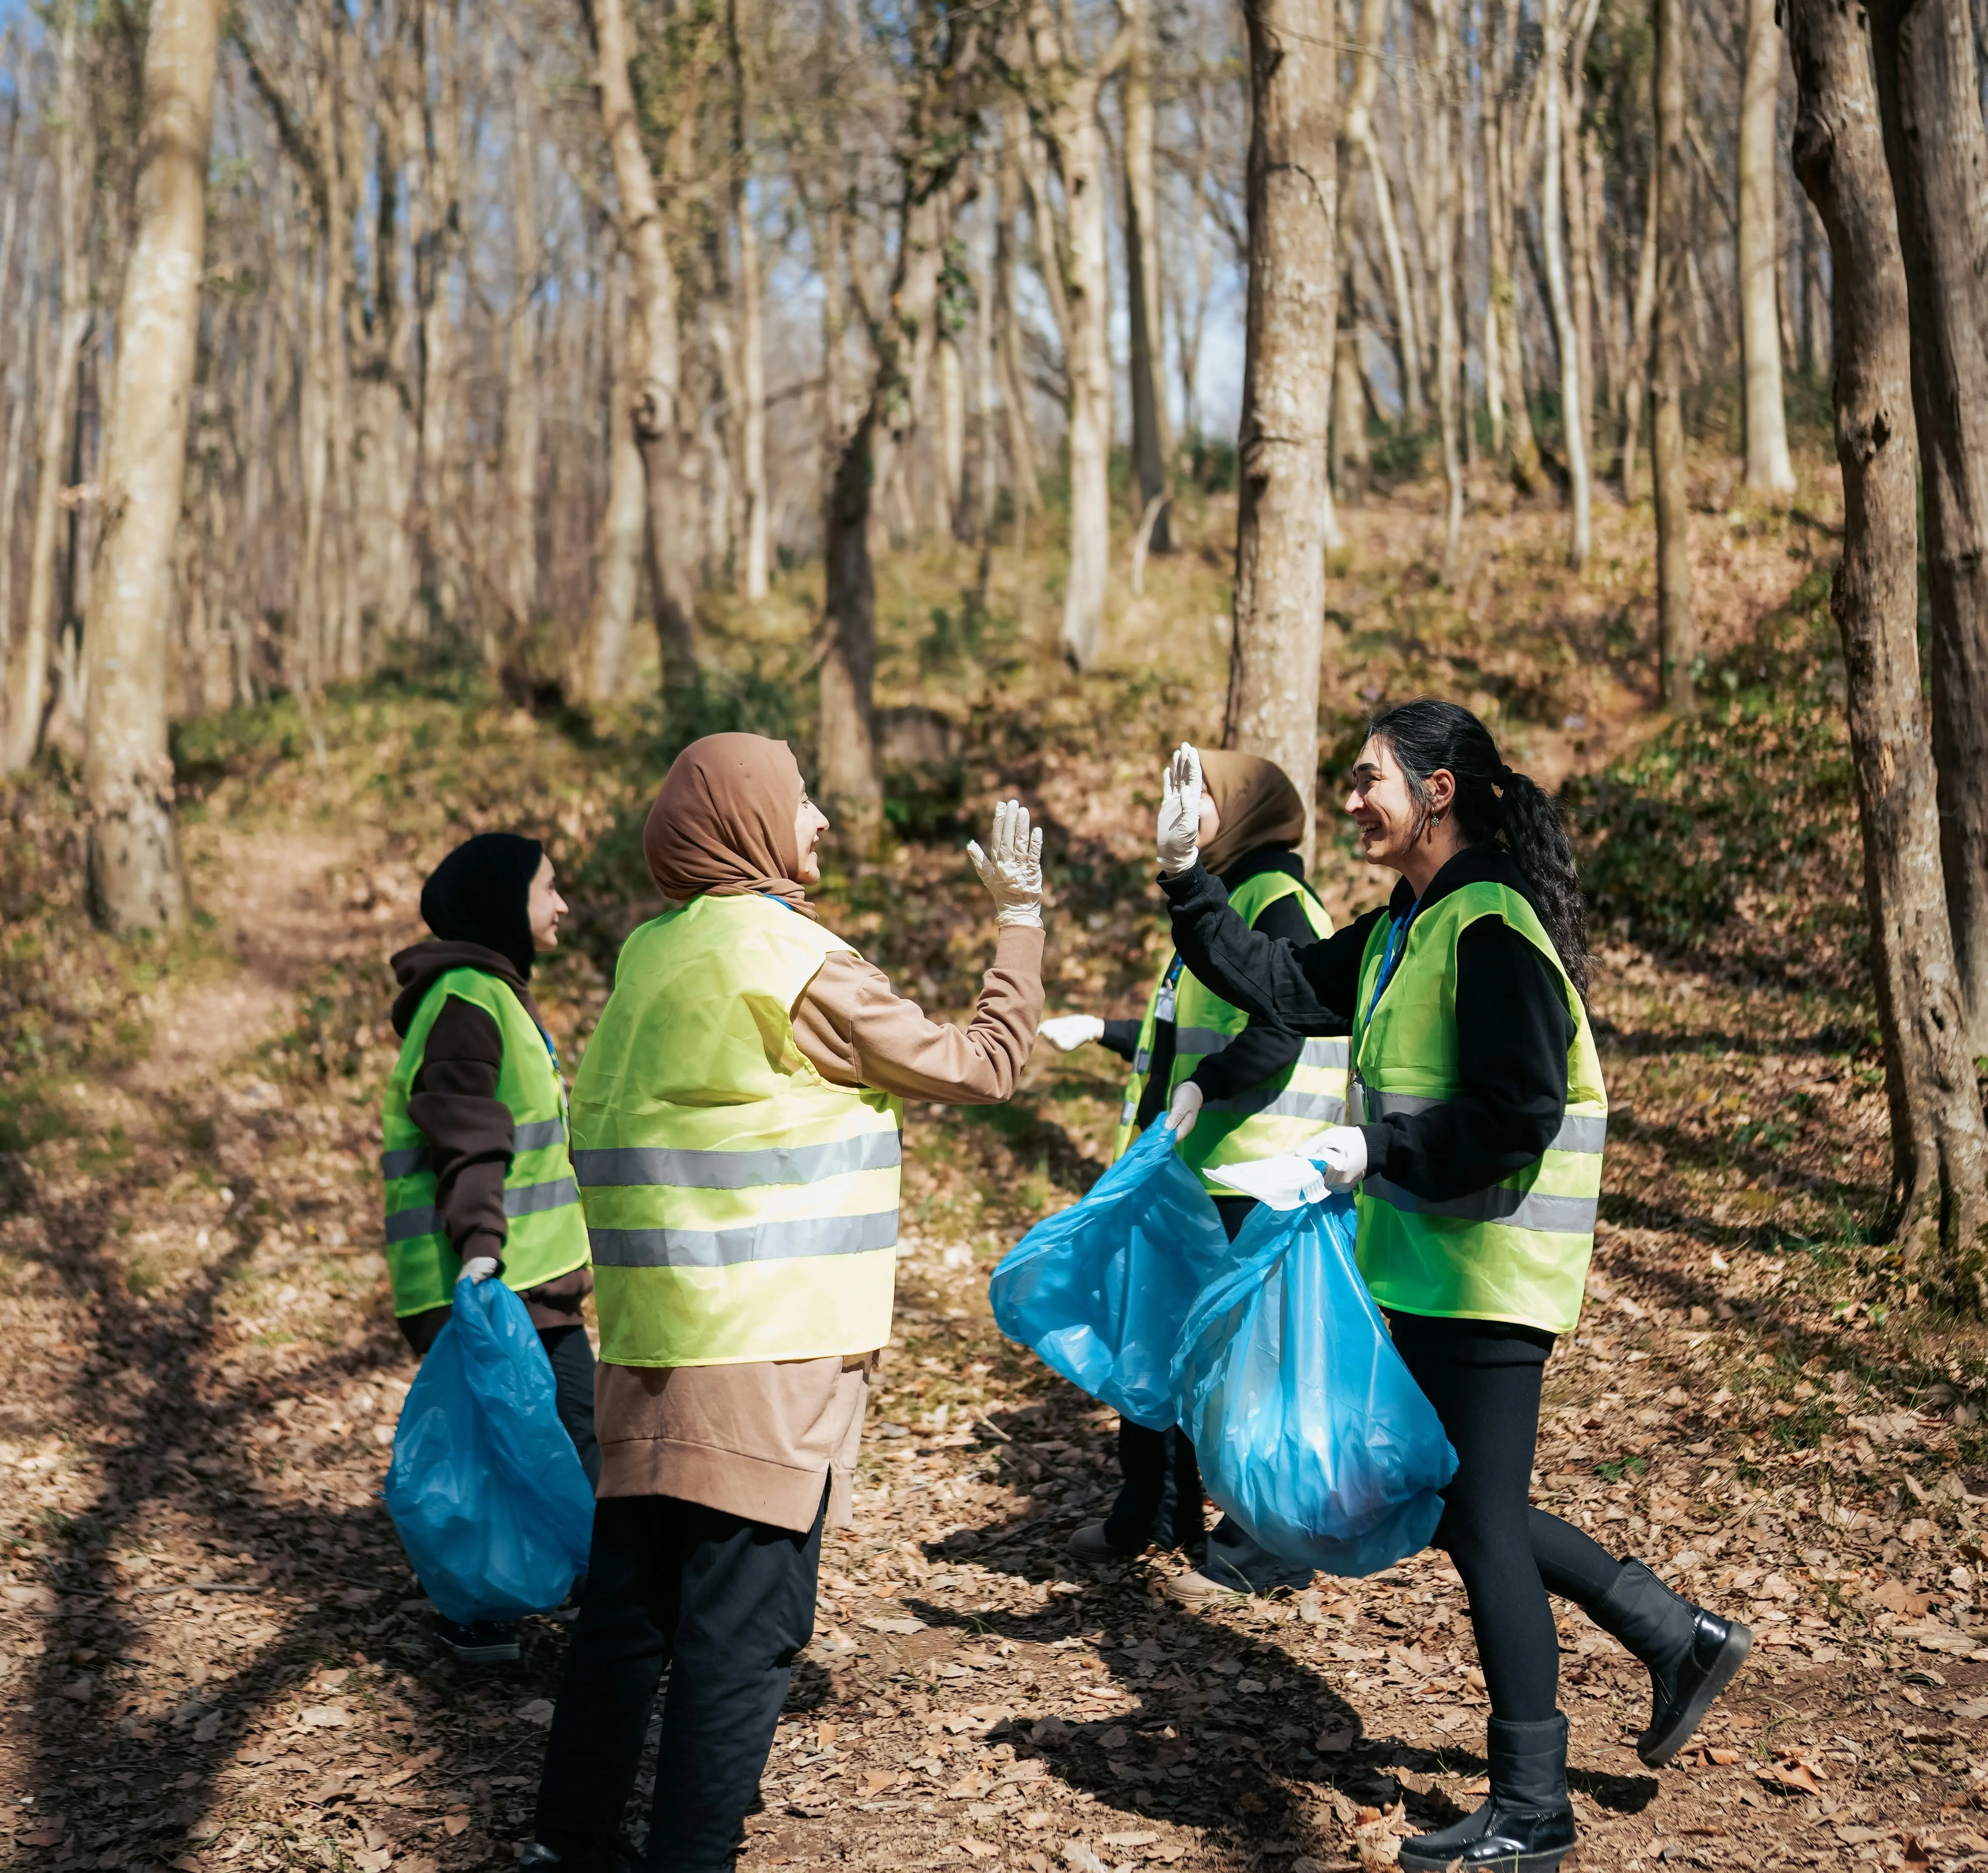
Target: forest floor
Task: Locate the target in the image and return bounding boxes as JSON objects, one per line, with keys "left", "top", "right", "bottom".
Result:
{"left": 5, "top": 445, "right": 1988, "bottom": 1873}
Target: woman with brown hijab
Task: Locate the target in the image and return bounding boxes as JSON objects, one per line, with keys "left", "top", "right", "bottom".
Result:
{"left": 1037, "top": 751, "right": 1349, "bottom": 1603}
{"left": 524, "top": 733, "right": 1046, "bottom": 1873}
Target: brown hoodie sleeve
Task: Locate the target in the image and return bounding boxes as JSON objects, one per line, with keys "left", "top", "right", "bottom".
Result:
{"left": 789, "top": 926, "right": 1045, "bottom": 1105}
{"left": 406, "top": 994, "right": 514, "bottom": 1261}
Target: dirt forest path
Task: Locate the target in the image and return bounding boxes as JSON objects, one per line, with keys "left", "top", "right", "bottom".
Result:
{"left": 5, "top": 763, "right": 1988, "bottom": 1873}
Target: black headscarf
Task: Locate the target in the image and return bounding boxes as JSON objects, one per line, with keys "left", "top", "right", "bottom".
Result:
{"left": 419, "top": 833, "right": 545, "bottom": 979}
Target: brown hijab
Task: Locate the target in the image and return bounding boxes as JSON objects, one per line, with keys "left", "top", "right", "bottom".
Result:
{"left": 643, "top": 732, "right": 817, "bottom": 918}
{"left": 1197, "top": 749, "right": 1307, "bottom": 878}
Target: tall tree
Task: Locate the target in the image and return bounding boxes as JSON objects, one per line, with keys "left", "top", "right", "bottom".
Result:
{"left": 588, "top": 253, "right": 647, "bottom": 699}
{"left": 727, "top": 0, "right": 770, "bottom": 600}
{"left": 1224, "top": 0, "right": 1337, "bottom": 869}
{"left": 1542, "top": 0, "right": 1590, "bottom": 566}
{"left": 1790, "top": 0, "right": 1988, "bottom": 1297}
{"left": 1740, "top": 0, "right": 1796, "bottom": 493}
{"left": 1120, "top": 0, "right": 1170, "bottom": 555}
{"left": 1652, "top": 0, "right": 1695, "bottom": 709}
{"left": 82, "top": 0, "right": 222, "bottom": 930}
{"left": 1022, "top": 4, "right": 1127, "bottom": 672}
{"left": 1867, "top": 0, "right": 1988, "bottom": 1052}
{"left": 578, "top": 0, "right": 701, "bottom": 693}
{"left": 1344, "top": 0, "right": 1421, "bottom": 428}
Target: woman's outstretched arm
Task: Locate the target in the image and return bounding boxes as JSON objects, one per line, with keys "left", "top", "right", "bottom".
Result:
{"left": 1158, "top": 861, "right": 1379, "bottom": 1033}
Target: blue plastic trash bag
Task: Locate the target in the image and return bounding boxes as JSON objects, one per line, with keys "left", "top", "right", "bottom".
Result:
{"left": 1172, "top": 1178, "right": 1457, "bottom": 1576}
{"left": 384, "top": 1274, "right": 596, "bottom": 1623}
{"left": 989, "top": 1121, "right": 1232, "bottom": 1429}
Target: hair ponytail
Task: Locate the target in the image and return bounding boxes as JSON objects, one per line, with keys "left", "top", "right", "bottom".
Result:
{"left": 1366, "top": 698, "right": 1590, "bottom": 997}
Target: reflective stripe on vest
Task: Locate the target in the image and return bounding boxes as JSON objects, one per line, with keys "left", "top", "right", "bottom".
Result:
{"left": 378, "top": 969, "right": 591, "bottom": 1317}
{"left": 1350, "top": 881, "right": 1607, "bottom": 1335}
{"left": 572, "top": 894, "right": 903, "bottom": 1368}
{"left": 1111, "top": 868, "right": 1346, "bottom": 1186}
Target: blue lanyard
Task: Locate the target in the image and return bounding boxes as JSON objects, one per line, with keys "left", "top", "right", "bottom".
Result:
{"left": 1364, "top": 900, "right": 1420, "bottom": 1029}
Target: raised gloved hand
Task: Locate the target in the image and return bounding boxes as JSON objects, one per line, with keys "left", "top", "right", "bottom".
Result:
{"left": 1166, "top": 1079, "right": 1204, "bottom": 1140}
{"left": 1156, "top": 742, "right": 1204, "bottom": 876}
{"left": 1039, "top": 1014, "right": 1105, "bottom": 1052}
{"left": 462, "top": 1255, "right": 501, "bottom": 1284}
{"left": 1308, "top": 1126, "right": 1369, "bottom": 1190}
{"left": 968, "top": 799, "right": 1045, "bottom": 929}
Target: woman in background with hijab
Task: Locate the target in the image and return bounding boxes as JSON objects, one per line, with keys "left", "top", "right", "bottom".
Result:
{"left": 1036, "top": 752, "right": 1348, "bottom": 1603}
{"left": 380, "top": 831, "right": 597, "bottom": 1665}
{"left": 523, "top": 732, "right": 1046, "bottom": 1873}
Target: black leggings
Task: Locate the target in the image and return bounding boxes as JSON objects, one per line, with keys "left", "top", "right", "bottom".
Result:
{"left": 1388, "top": 1313, "right": 1625, "bottom": 1724}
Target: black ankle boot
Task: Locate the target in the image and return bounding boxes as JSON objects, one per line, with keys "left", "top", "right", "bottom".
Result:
{"left": 1399, "top": 1713, "right": 1577, "bottom": 1873}
{"left": 1589, "top": 1558, "right": 1753, "bottom": 1767}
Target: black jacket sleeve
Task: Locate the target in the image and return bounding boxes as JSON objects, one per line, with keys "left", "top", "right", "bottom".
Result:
{"left": 406, "top": 994, "right": 515, "bottom": 1261}
{"left": 1358, "top": 919, "right": 1573, "bottom": 1201}
{"left": 1098, "top": 1019, "right": 1142, "bottom": 1062}
{"left": 1160, "top": 861, "right": 1380, "bottom": 1032}
{"left": 1188, "top": 891, "right": 1318, "bottom": 1098}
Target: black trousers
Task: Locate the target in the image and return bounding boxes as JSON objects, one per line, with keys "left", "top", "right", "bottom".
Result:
{"left": 533, "top": 1490, "right": 825, "bottom": 1873}
{"left": 1388, "top": 1312, "right": 1625, "bottom": 1723}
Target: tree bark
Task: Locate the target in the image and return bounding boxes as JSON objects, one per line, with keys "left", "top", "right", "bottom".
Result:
{"left": 1741, "top": 0, "right": 1797, "bottom": 493}
{"left": 1653, "top": 0, "right": 1695, "bottom": 710}
{"left": 1867, "top": 0, "right": 1988, "bottom": 1054}
{"left": 1790, "top": 0, "right": 1988, "bottom": 1295}
{"left": 581, "top": 0, "right": 698, "bottom": 694}
{"left": 82, "top": 0, "right": 220, "bottom": 931}
{"left": 728, "top": 0, "right": 770, "bottom": 600}
{"left": 1225, "top": 0, "right": 1337, "bottom": 871}
{"left": 1542, "top": 0, "right": 1590, "bottom": 566}
{"left": 6, "top": 6, "right": 88, "bottom": 775}
{"left": 1346, "top": 0, "right": 1422, "bottom": 427}
{"left": 1429, "top": 0, "right": 1463, "bottom": 567}
{"left": 1121, "top": 0, "right": 1171, "bottom": 554}
{"left": 994, "top": 105, "right": 1038, "bottom": 540}
{"left": 591, "top": 254, "right": 646, "bottom": 699}
{"left": 503, "top": 73, "right": 541, "bottom": 631}
{"left": 1487, "top": 0, "right": 1542, "bottom": 487}
{"left": 1620, "top": 139, "right": 1659, "bottom": 500}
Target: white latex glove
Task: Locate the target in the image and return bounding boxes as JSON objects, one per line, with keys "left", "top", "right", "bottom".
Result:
{"left": 1166, "top": 1079, "right": 1204, "bottom": 1139}
{"left": 462, "top": 1255, "right": 501, "bottom": 1284}
{"left": 1039, "top": 1014, "right": 1105, "bottom": 1052}
{"left": 1206, "top": 1153, "right": 1328, "bottom": 1210}
{"left": 1307, "top": 1126, "right": 1369, "bottom": 1190}
{"left": 967, "top": 798, "right": 1045, "bottom": 929}
{"left": 1156, "top": 743, "right": 1204, "bottom": 876}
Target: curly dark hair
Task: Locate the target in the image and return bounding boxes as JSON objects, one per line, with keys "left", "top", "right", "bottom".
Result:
{"left": 1365, "top": 698, "right": 1589, "bottom": 997}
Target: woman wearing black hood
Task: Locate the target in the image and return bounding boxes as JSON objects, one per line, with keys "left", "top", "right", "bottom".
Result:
{"left": 381, "top": 832, "right": 597, "bottom": 1664}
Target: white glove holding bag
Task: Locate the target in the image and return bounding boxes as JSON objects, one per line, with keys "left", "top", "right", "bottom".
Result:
{"left": 1039, "top": 1014, "right": 1106, "bottom": 1052}
{"left": 1306, "top": 1126, "right": 1369, "bottom": 1190}
{"left": 1166, "top": 1079, "right": 1204, "bottom": 1139}
{"left": 968, "top": 799, "right": 1046, "bottom": 929}
{"left": 1156, "top": 743, "right": 1204, "bottom": 876}
{"left": 462, "top": 1255, "right": 501, "bottom": 1284}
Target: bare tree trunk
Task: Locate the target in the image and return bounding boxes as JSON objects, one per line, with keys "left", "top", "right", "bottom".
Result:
{"left": 1867, "top": 0, "right": 1988, "bottom": 1054}
{"left": 1121, "top": 0, "right": 1170, "bottom": 553}
{"left": 995, "top": 109, "right": 1038, "bottom": 537}
{"left": 414, "top": 0, "right": 463, "bottom": 623}
{"left": 1542, "top": 0, "right": 1591, "bottom": 567}
{"left": 581, "top": 0, "right": 698, "bottom": 693}
{"left": 1430, "top": 0, "right": 1463, "bottom": 567}
{"left": 937, "top": 333, "right": 967, "bottom": 538}
{"left": 1487, "top": 0, "right": 1542, "bottom": 487}
{"left": 728, "top": 0, "right": 769, "bottom": 600}
{"left": 1024, "top": 9, "right": 1126, "bottom": 672}
{"left": 0, "top": 171, "right": 43, "bottom": 716}
{"left": 1225, "top": 0, "right": 1337, "bottom": 871}
{"left": 1620, "top": 141, "right": 1659, "bottom": 500}
{"left": 1800, "top": 190, "right": 1831, "bottom": 375}
{"left": 6, "top": 6, "right": 87, "bottom": 775}
{"left": 1333, "top": 317, "right": 1371, "bottom": 498}
{"left": 1346, "top": 0, "right": 1422, "bottom": 427}
{"left": 590, "top": 254, "right": 646, "bottom": 699}
{"left": 82, "top": 0, "right": 220, "bottom": 931}
{"left": 1741, "top": 0, "right": 1796, "bottom": 492}
{"left": 503, "top": 73, "right": 541, "bottom": 631}
{"left": 1654, "top": 0, "right": 1696, "bottom": 710}
{"left": 1790, "top": 0, "right": 1988, "bottom": 1296}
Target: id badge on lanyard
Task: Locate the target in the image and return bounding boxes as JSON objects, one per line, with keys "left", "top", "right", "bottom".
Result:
{"left": 1155, "top": 955, "right": 1185, "bottom": 1024}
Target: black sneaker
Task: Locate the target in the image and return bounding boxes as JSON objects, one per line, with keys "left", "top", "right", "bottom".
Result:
{"left": 431, "top": 1615, "right": 521, "bottom": 1664}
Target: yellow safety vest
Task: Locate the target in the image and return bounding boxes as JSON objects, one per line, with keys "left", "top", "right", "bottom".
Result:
{"left": 1112, "top": 868, "right": 1348, "bottom": 1189}
{"left": 1351, "top": 880, "right": 1607, "bottom": 1335}
{"left": 571, "top": 892, "right": 903, "bottom": 1367}
{"left": 379, "top": 969, "right": 590, "bottom": 1317}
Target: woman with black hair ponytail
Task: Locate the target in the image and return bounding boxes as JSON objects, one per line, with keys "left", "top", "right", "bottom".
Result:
{"left": 1152, "top": 702, "right": 1749, "bottom": 1873}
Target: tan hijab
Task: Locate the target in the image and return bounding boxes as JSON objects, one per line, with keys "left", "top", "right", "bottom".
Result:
{"left": 1197, "top": 749, "right": 1307, "bottom": 878}
{"left": 643, "top": 732, "right": 817, "bottom": 918}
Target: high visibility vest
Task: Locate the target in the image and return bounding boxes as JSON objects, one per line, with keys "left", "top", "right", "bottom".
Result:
{"left": 380, "top": 969, "right": 591, "bottom": 1318}
{"left": 1351, "top": 880, "right": 1607, "bottom": 1335}
{"left": 571, "top": 893, "right": 903, "bottom": 1368}
{"left": 1112, "top": 868, "right": 1349, "bottom": 1189}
